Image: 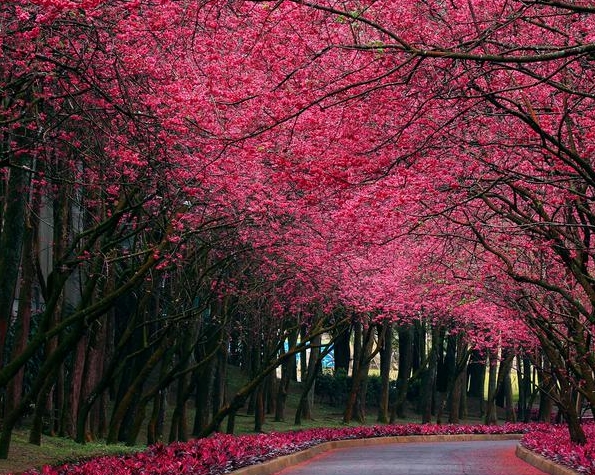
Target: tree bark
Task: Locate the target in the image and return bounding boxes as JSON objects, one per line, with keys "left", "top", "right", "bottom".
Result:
{"left": 484, "top": 350, "right": 500, "bottom": 425}
{"left": 334, "top": 325, "right": 351, "bottom": 373}
{"left": 0, "top": 153, "right": 30, "bottom": 365}
{"left": 344, "top": 323, "right": 379, "bottom": 424}
{"left": 391, "top": 324, "right": 413, "bottom": 421}
{"left": 107, "top": 335, "right": 169, "bottom": 444}
{"left": 4, "top": 191, "right": 39, "bottom": 416}
{"left": 377, "top": 322, "right": 392, "bottom": 423}
{"left": 275, "top": 344, "right": 292, "bottom": 422}
{"left": 467, "top": 349, "right": 486, "bottom": 417}
{"left": 295, "top": 333, "right": 322, "bottom": 424}
{"left": 420, "top": 325, "right": 439, "bottom": 423}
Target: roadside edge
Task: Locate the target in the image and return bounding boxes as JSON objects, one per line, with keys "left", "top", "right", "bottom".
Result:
{"left": 516, "top": 445, "right": 580, "bottom": 475}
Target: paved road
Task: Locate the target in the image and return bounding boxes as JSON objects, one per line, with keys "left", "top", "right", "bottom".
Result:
{"left": 274, "top": 440, "right": 547, "bottom": 475}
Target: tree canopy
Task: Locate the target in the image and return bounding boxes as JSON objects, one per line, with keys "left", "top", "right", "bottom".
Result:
{"left": 3, "top": 0, "right": 595, "bottom": 451}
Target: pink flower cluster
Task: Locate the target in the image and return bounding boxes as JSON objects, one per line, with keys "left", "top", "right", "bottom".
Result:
{"left": 521, "top": 423, "right": 595, "bottom": 474}
{"left": 21, "top": 423, "right": 531, "bottom": 475}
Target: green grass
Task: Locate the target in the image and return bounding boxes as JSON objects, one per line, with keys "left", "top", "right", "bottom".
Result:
{"left": 0, "top": 430, "right": 141, "bottom": 474}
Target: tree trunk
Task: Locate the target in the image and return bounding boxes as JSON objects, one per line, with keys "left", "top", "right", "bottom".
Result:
{"left": 446, "top": 335, "right": 469, "bottom": 423}
{"left": 211, "top": 344, "right": 228, "bottom": 431}
{"left": 275, "top": 346, "right": 292, "bottom": 422}
{"left": 201, "top": 320, "right": 337, "bottom": 438}
{"left": 517, "top": 356, "right": 532, "bottom": 422}
{"left": 0, "top": 156, "right": 30, "bottom": 365}
{"left": 334, "top": 325, "right": 351, "bottom": 373}
{"left": 377, "top": 322, "right": 392, "bottom": 423}
{"left": 448, "top": 363, "right": 466, "bottom": 423}
{"left": 494, "top": 349, "right": 515, "bottom": 422}
{"left": 147, "top": 390, "right": 166, "bottom": 445}
{"left": 391, "top": 324, "right": 413, "bottom": 421}
{"left": 537, "top": 359, "right": 555, "bottom": 423}
{"left": 352, "top": 322, "right": 362, "bottom": 377}
{"left": 344, "top": 324, "right": 377, "bottom": 424}
{"left": 265, "top": 370, "right": 277, "bottom": 416}
{"left": 436, "top": 331, "right": 452, "bottom": 423}
{"left": 107, "top": 337, "right": 169, "bottom": 444}
{"left": 76, "top": 301, "right": 136, "bottom": 443}
{"left": 61, "top": 335, "right": 87, "bottom": 438}
{"left": 485, "top": 350, "right": 499, "bottom": 425}
{"left": 420, "top": 326, "right": 439, "bottom": 423}
{"left": 254, "top": 384, "right": 265, "bottom": 432}
{"left": 412, "top": 321, "right": 425, "bottom": 375}
{"left": 80, "top": 319, "right": 109, "bottom": 441}
{"left": 192, "top": 362, "right": 215, "bottom": 435}
{"left": 295, "top": 333, "right": 322, "bottom": 424}
{"left": 169, "top": 372, "right": 190, "bottom": 443}
{"left": 4, "top": 191, "right": 39, "bottom": 416}
{"left": 467, "top": 349, "right": 486, "bottom": 417}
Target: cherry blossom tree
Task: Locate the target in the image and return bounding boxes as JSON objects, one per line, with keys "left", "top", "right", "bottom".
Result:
{"left": 4, "top": 0, "right": 595, "bottom": 455}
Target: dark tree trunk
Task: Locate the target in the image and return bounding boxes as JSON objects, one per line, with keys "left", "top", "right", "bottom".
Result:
{"left": 537, "top": 360, "right": 555, "bottom": 423}
{"left": 517, "top": 356, "right": 532, "bottom": 422}
{"left": 436, "top": 331, "right": 452, "bottom": 423}
{"left": 0, "top": 155, "right": 30, "bottom": 365}
{"left": 147, "top": 390, "right": 166, "bottom": 445}
{"left": 494, "top": 349, "right": 515, "bottom": 422}
{"left": 448, "top": 337, "right": 469, "bottom": 423}
{"left": 420, "top": 326, "right": 439, "bottom": 423}
{"left": 80, "top": 319, "right": 109, "bottom": 441}
{"left": 377, "top": 322, "right": 392, "bottom": 423}
{"left": 344, "top": 324, "right": 377, "bottom": 424}
{"left": 254, "top": 384, "right": 265, "bottom": 432}
{"left": 334, "top": 325, "right": 351, "bottom": 373}
{"left": 193, "top": 361, "right": 216, "bottom": 435}
{"left": 107, "top": 336, "right": 169, "bottom": 444}
{"left": 4, "top": 192, "right": 39, "bottom": 416}
{"left": 484, "top": 350, "right": 499, "bottom": 424}
{"left": 467, "top": 349, "right": 486, "bottom": 417}
{"left": 76, "top": 300, "right": 136, "bottom": 444}
{"left": 391, "top": 324, "right": 413, "bottom": 421}
{"left": 354, "top": 342, "right": 372, "bottom": 424}
{"left": 275, "top": 346, "right": 292, "bottom": 422}
{"left": 485, "top": 350, "right": 514, "bottom": 425}
{"left": 295, "top": 333, "right": 322, "bottom": 424}
{"left": 211, "top": 344, "right": 228, "bottom": 430}
{"left": 352, "top": 322, "right": 362, "bottom": 377}
{"left": 169, "top": 372, "right": 190, "bottom": 443}
{"left": 265, "top": 372, "right": 276, "bottom": 416}
{"left": 61, "top": 336, "right": 87, "bottom": 438}
{"left": 412, "top": 321, "right": 425, "bottom": 375}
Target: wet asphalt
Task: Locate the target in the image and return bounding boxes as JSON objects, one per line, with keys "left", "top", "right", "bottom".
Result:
{"left": 273, "top": 439, "right": 547, "bottom": 475}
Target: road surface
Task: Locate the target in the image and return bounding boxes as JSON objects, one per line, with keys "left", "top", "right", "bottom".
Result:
{"left": 274, "top": 439, "right": 548, "bottom": 475}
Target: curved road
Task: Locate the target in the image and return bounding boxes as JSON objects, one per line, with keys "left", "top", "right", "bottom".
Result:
{"left": 273, "top": 440, "right": 548, "bottom": 475}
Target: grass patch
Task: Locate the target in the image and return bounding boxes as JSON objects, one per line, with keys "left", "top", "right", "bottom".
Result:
{"left": 0, "top": 430, "right": 141, "bottom": 474}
